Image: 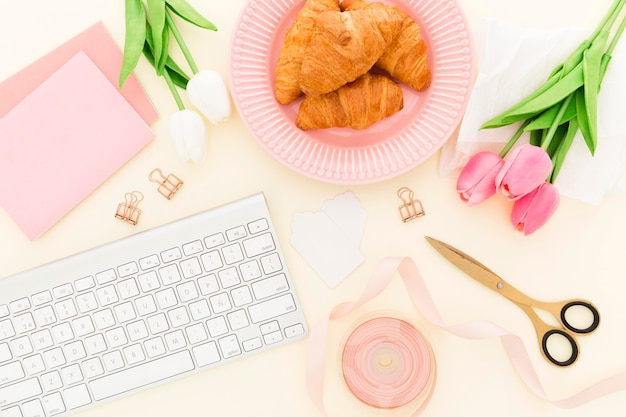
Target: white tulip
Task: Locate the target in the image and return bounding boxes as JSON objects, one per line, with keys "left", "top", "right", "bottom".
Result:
{"left": 186, "top": 69, "right": 232, "bottom": 125}
{"left": 168, "top": 109, "right": 207, "bottom": 164}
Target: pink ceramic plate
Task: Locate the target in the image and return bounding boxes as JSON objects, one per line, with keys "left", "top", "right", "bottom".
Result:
{"left": 230, "top": 0, "right": 473, "bottom": 184}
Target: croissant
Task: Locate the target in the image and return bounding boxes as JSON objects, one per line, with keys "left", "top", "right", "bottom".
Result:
{"left": 342, "top": 0, "right": 431, "bottom": 91}
{"left": 298, "top": 6, "right": 401, "bottom": 97}
{"left": 274, "top": 0, "right": 341, "bottom": 104}
{"left": 296, "top": 73, "right": 403, "bottom": 130}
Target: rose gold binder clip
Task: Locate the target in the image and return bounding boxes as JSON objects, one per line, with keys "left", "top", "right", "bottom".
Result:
{"left": 149, "top": 168, "right": 183, "bottom": 200}
{"left": 115, "top": 191, "right": 144, "bottom": 225}
{"left": 397, "top": 186, "right": 425, "bottom": 222}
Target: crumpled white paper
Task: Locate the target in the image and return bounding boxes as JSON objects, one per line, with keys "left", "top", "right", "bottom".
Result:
{"left": 439, "top": 19, "right": 626, "bottom": 205}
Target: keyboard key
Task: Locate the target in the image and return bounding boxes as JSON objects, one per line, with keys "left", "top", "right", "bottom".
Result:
{"left": 247, "top": 218, "right": 269, "bottom": 234}
{"left": 206, "top": 316, "right": 228, "bottom": 338}
{"left": 248, "top": 294, "right": 297, "bottom": 323}
{"left": 32, "top": 290, "right": 53, "bottom": 306}
{"left": 226, "top": 225, "right": 247, "bottom": 241}
{"left": 138, "top": 271, "right": 160, "bottom": 293}
{"left": 218, "top": 335, "right": 241, "bottom": 359}
{"left": 0, "top": 361, "right": 25, "bottom": 384}
{"left": 200, "top": 251, "right": 223, "bottom": 272}
{"left": 0, "top": 304, "right": 9, "bottom": 318}
{"left": 263, "top": 330, "right": 283, "bottom": 345}
{"left": 218, "top": 267, "right": 240, "bottom": 289}
{"left": 204, "top": 232, "right": 225, "bottom": 249}
{"left": 158, "top": 265, "right": 182, "bottom": 286}
{"left": 22, "top": 398, "right": 45, "bottom": 417}
{"left": 161, "top": 247, "right": 182, "bottom": 263}
{"left": 10, "top": 297, "right": 31, "bottom": 313}
{"left": 74, "top": 276, "right": 95, "bottom": 292}
{"left": 222, "top": 243, "right": 244, "bottom": 265}
{"left": 192, "top": 342, "right": 220, "bottom": 366}
{"left": 251, "top": 273, "right": 289, "bottom": 300}
{"left": 182, "top": 240, "right": 204, "bottom": 256}
{"left": 62, "top": 384, "right": 91, "bottom": 409}
{"left": 90, "top": 351, "right": 195, "bottom": 401}
{"left": 260, "top": 253, "right": 283, "bottom": 274}
{"left": 139, "top": 254, "right": 160, "bottom": 270}
{"left": 53, "top": 284, "right": 73, "bottom": 300}
{"left": 43, "top": 392, "right": 66, "bottom": 415}
{"left": 239, "top": 260, "right": 261, "bottom": 281}
{"left": 0, "top": 378, "right": 42, "bottom": 407}
{"left": 95, "top": 270, "right": 117, "bottom": 285}
{"left": 242, "top": 233, "right": 275, "bottom": 257}
{"left": 0, "top": 319, "right": 16, "bottom": 340}
{"left": 242, "top": 337, "right": 262, "bottom": 352}
{"left": 285, "top": 323, "right": 305, "bottom": 338}
{"left": 180, "top": 257, "right": 202, "bottom": 279}
{"left": 117, "top": 261, "right": 139, "bottom": 278}
{"left": 0, "top": 342, "right": 12, "bottom": 362}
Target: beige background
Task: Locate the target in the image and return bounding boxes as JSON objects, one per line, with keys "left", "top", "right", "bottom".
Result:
{"left": 1, "top": 0, "right": 626, "bottom": 415}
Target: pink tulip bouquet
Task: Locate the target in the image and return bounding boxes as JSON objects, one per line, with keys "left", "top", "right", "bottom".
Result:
{"left": 456, "top": 0, "right": 626, "bottom": 235}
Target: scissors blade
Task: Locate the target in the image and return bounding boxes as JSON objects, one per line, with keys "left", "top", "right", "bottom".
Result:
{"left": 425, "top": 236, "right": 505, "bottom": 292}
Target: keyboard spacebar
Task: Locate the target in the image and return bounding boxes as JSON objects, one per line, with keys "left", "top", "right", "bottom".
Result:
{"left": 90, "top": 351, "right": 195, "bottom": 401}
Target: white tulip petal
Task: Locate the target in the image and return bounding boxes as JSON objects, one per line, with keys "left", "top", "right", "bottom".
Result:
{"left": 187, "top": 70, "right": 232, "bottom": 125}
{"left": 168, "top": 109, "right": 207, "bottom": 163}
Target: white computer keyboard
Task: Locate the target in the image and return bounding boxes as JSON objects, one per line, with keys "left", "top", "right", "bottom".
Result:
{"left": 0, "top": 193, "right": 308, "bottom": 417}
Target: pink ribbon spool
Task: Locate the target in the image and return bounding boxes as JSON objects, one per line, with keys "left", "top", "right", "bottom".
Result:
{"left": 341, "top": 316, "right": 436, "bottom": 411}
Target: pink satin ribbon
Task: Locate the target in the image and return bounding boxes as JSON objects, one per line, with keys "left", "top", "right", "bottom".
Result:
{"left": 306, "top": 256, "right": 626, "bottom": 415}
{"left": 341, "top": 316, "right": 436, "bottom": 409}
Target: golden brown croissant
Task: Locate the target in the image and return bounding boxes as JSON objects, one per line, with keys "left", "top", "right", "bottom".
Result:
{"left": 274, "top": 0, "right": 341, "bottom": 105}
{"left": 298, "top": 6, "right": 401, "bottom": 97}
{"left": 296, "top": 73, "right": 403, "bottom": 130}
{"left": 342, "top": 0, "right": 431, "bottom": 91}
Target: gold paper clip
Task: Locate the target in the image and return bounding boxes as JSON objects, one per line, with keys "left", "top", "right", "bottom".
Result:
{"left": 397, "top": 186, "right": 425, "bottom": 222}
{"left": 149, "top": 168, "right": 183, "bottom": 200}
{"left": 115, "top": 191, "right": 144, "bottom": 225}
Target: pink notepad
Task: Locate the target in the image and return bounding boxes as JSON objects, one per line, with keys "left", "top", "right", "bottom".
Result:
{"left": 0, "top": 21, "right": 158, "bottom": 124}
{"left": 0, "top": 51, "right": 154, "bottom": 240}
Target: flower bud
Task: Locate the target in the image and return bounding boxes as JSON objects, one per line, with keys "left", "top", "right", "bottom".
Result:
{"left": 456, "top": 151, "right": 504, "bottom": 206}
{"left": 168, "top": 109, "right": 207, "bottom": 163}
{"left": 496, "top": 144, "right": 553, "bottom": 200}
{"left": 186, "top": 69, "right": 232, "bottom": 125}
{"left": 510, "top": 182, "right": 560, "bottom": 235}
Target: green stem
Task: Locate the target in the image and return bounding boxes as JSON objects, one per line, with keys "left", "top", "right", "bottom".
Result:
{"left": 590, "top": 0, "right": 626, "bottom": 41}
{"left": 499, "top": 119, "right": 532, "bottom": 157}
{"left": 606, "top": 11, "right": 626, "bottom": 55}
{"left": 166, "top": 8, "right": 199, "bottom": 74}
{"left": 163, "top": 68, "right": 186, "bottom": 110}
{"left": 541, "top": 94, "right": 573, "bottom": 151}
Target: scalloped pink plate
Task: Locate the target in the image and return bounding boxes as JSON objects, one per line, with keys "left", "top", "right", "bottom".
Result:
{"left": 230, "top": 0, "right": 473, "bottom": 184}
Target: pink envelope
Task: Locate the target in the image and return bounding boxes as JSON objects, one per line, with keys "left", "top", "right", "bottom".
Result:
{"left": 0, "top": 21, "right": 158, "bottom": 124}
{"left": 0, "top": 51, "right": 155, "bottom": 240}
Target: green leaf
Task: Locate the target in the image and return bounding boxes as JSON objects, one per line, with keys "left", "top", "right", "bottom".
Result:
{"left": 166, "top": 0, "right": 218, "bottom": 30}
{"left": 575, "top": 87, "right": 594, "bottom": 155}
{"left": 550, "top": 118, "right": 579, "bottom": 183}
{"left": 482, "top": 61, "right": 585, "bottom": 129}
{"left": 142, "top": 43, "right": 189, "bottom": 89}
{"left": 523, "top": 99, "right": 576, "bottom": 131}
{"left": 580, "top": 29, "right": 609, "bottom": 155}
{"left": 119, "top": 0, "right": 147, "bottom": 88}
{"left": 147, "top": 0, "right": 167, "bottom": 75}
{"left": 145, "top": 18, "right": 190, "bottom": 88}
{"left": 529, "top": 129, "right": 544, "bottom": 147}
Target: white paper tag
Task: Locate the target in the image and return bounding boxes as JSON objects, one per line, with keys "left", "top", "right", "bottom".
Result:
{"left": 290, "top": 192, "right": 367, "bottom": 288}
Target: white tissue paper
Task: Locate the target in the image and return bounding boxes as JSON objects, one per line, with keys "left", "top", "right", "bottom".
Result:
{"left": 439, "top": 19, "right": 626, "bottom": 205}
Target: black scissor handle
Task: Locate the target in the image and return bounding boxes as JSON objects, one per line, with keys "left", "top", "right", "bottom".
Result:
{"left": 541, "top": 329, "right": 579, "bottom": 367}
{"left": 560, "top": 301, "right": 600, "bottom": 334}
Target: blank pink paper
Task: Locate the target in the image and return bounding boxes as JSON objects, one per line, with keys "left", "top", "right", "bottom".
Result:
{"left": 0, "top": 21, "right": 158, "bottom": 124}
{"left": 0, "top": 51, "right": 154, "bottom": 240}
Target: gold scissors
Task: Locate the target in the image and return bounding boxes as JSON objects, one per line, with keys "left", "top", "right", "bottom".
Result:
{"left": 425, "top": 236, "right": 600, "bottom": 367}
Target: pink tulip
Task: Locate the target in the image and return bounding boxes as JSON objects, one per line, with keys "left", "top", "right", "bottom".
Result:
{"left": 456, "top": 151, "right": 504, "bottom": 206}
{"left": 495, "top": 144, "right": 553, "bottom": 200}
{"left": 511, "top": 182, "right": 560, "bottom": 235}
